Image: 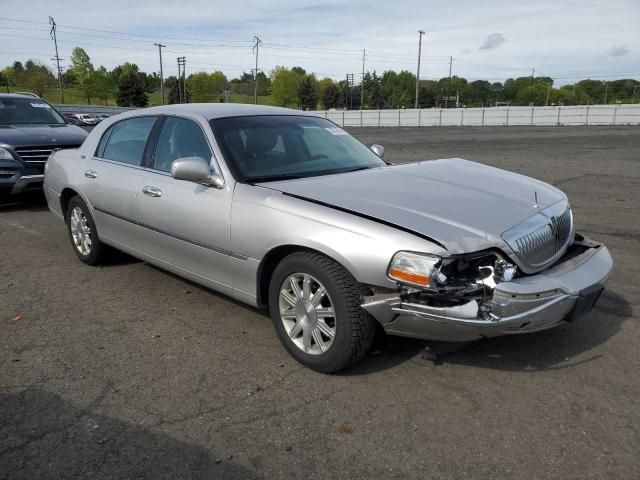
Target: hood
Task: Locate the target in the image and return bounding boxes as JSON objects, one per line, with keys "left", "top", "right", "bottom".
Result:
{"left": 0, "top": 124, "right": 88, "bottom": 148}
{"left": 259, "top": 159, "right": 566, "bottom": 254}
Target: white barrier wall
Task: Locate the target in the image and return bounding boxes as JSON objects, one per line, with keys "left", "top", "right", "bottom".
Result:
{"left": 53, "top": 103, "right": 640, "bottom": 127}
{"left": 314, "top": 105, "right": 640, "bottom": 127}
{"left": 54, "top": 104, "right": 135, "bottom": 116}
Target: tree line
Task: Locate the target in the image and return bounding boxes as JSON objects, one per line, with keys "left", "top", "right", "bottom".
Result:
{"left": 1, "top": 49, "right": 638, "bottom": 109}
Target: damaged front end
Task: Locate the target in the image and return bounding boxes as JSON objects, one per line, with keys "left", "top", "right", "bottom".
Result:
{"left": 362, "top": 235, "right": 613, "bottom": 342}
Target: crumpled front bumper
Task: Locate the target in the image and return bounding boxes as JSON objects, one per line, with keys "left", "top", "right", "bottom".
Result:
{"left": 362, "top": 240, "right": 613, "bottom": 342}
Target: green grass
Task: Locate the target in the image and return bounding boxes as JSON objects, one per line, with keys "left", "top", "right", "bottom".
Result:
{"left": 7, "top": 86, "right": 116, "bottom": 105}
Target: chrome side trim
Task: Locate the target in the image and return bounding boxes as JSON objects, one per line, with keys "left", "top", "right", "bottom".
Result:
{"left": 92, "top": 206, "right": 248, "bottom": 260}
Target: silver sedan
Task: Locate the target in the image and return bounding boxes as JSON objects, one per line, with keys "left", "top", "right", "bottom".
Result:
{"left": 43, "top": 104, "right": 613, "bottom": 372}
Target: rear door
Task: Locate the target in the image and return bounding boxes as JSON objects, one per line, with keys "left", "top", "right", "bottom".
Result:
{"left": 80, "top": 115, "right": 158, "bottom": 253}
{"left": 135, "top": 115, "right": 235, "bottom": 293}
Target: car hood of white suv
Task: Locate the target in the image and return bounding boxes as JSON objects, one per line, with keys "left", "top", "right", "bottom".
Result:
{"left": 259, "top": 158, "right": 567, "bottom": 254}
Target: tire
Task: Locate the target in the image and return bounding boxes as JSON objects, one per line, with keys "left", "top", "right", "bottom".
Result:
{"left": 65, "top": 195, "right": 107, "bottom": 265}
{"left": 268, "top": 251, "right": 376, "bottom": 373}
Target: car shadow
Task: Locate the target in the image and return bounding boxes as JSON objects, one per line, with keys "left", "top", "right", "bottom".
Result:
{"left": 0, "top": 388, "right": 254, "bottom": 480}
{"left": 343, "top": 290, "right": 632, "bottom": 375}
{"left": 0, "top": 191, "right": 48, "bottom": 212}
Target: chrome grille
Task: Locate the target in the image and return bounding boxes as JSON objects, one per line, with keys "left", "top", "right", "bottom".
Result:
{"left": 14, "top": 145, "right": 78, "bottom": 164}
{"left": 502, "top": 202, "right": 573, "bottom": 271}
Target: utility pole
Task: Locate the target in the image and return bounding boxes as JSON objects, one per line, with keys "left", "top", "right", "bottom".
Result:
{"left": 182, "top": 57, "right": 186, "bottom": 103}
{"left": 360, "top": 49, "right": 365, "bottom": 110}
{"left": 154, "top": 43, "right": 166, "bottom": 105}
{"left": 415, "top": 30, "right": 425, "bottom": 109}
{"left": 345, "top": 73, "right": 355, "bottom": 110}
{"left": 49, "top": 16, "right": 64, "bottom": 103}
{"left": 445, "top": 56, "right": 453, "bottom": 108}
{"left": 177, "top": 57, "right": 186, "bottom": 103}
{"left": 545, "top": 85, "right": 550, "bottom": 106}
{"left": 633, "top": 85, "right": 639, "bottom": 103}
{"left": 176, "top": 57, "right": 182, "bottom": 103}
{"left": 603, "top": 82, "right": 609, "bottom": 104}
{"left": 530, "top": 68, "right": 535, "bottom": 84}
{"left": 252, "top": 36, "right": 262, "bottom": 105}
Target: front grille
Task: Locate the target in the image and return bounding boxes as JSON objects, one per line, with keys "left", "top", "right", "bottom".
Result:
{"left": 502, "top": 202, "right": 573, "bottom": 271}
{"left": 14, "top": 145, "right": 78, "bottom": 164}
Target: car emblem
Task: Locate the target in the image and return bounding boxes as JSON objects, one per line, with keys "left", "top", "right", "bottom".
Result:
{"left": 549, "top": 215, "right": 562, "bottom": 249}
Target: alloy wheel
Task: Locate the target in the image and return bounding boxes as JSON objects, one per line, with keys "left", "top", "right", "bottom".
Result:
{"left": 279, "top": 273, "right": 336, "bottom": 355}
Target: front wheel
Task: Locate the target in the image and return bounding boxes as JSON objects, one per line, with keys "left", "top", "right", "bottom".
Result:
{"left": 268, "top": 252, "right": 376, "bottom": 373}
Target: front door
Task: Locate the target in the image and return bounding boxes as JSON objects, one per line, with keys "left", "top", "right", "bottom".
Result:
{"left": 135, "top": 115, "right": 235, "bottom": 294}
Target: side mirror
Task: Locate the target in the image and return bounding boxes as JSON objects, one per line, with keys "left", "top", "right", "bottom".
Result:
{"left": 170, "top": 156, "right": 224, "bottom": 188}
{"left": 370, "top": 144, "right": 385, "bottom": 159}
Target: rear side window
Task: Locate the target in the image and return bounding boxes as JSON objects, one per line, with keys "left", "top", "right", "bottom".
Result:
{"left": 96, "top": 116, "right": 156, "bottom": 166}
{"left": 152, "top": 116, "right": 212, "bottom": 172}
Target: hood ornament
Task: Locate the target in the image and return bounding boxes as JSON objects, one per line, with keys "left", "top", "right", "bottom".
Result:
{"left": 533, "top": 190, "right": 539, "bottom": 209}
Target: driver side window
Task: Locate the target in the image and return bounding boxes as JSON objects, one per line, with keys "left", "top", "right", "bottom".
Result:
{"left": 153, "top": 117, "right": 212, "bottom": 172}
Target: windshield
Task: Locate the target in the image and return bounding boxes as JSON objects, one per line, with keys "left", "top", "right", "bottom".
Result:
{"left": 210, "top": 115, "right": 386, "bottom": 182}
{"left": 0, "top": 97, "right": 66, "bottom": 125}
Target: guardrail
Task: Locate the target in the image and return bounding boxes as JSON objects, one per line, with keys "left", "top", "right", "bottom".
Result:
{"left": 53, "top": 104, "right": 134, "bottom": 116}
{"left": 315, "top": 105, "right": 640, "bottom": 127}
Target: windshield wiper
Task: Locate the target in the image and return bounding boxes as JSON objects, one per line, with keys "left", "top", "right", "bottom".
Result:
{"left": 339, "top": 166, "right": 372, "bottom": 174}
{"left": 247, "top": 173, "right": 307, "bottom": 183}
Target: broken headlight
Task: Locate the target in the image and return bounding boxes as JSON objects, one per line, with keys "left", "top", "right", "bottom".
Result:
{"left": 387, "top": 252, "right": 442, "bottom": 288}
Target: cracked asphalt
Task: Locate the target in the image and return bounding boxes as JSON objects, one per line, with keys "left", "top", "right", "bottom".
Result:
{"left": 1, "top": 126, "right": 638, "bottom": 479}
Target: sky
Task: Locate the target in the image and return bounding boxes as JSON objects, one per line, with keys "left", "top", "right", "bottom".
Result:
{"left": 1, "top": 0, "right": 638, "bottom": 86}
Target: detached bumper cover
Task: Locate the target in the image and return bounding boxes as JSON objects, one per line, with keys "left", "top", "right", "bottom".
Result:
{"left": 362, "top": 241, "right": 613, "bottom": 342}
{"left": 10, "top": 174, "right": 44, "bottom": 194}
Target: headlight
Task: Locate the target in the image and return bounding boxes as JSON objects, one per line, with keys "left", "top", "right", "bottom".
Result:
{"left": 0, "top": 147, "right": 15, "bottom": 160}
{"left": 387, "top": 251, "right": 441, "bottom": 288}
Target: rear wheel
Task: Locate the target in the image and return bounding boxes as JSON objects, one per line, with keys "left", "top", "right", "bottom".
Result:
{"left": 268, "top": 251, "right": 376, "bottom": 373}
{"left": 65, "top": 196, "right": 107, "bottom": 265}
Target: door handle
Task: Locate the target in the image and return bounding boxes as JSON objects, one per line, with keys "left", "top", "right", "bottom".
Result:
{"left": 142, "top": 186, "right": 162, "bottom": 198}
{"left": 84, "top": 170, "right": 98, "bottom": 179}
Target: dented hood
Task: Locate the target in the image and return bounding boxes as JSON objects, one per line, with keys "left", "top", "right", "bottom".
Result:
{"left": 259, "top": 159, "right": 567, "bottom": 253}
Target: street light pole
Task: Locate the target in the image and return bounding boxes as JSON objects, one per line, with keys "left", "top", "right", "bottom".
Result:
{"left": 415, "top": 30, "right": 425, "bottom": 109}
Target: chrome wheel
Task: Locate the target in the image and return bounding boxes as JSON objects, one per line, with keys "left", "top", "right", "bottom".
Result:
{"left": 279, "top": 273, "right": 336, "bottom": 355}
{"left": 69, "top": 206, "right": 92, "bottom": 256}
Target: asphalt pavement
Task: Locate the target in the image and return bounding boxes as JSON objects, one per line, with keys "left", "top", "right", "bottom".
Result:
{"left": 1, "top": 125, "right": 638, "bottom": 479}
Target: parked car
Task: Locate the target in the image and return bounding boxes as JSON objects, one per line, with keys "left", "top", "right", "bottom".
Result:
{"left": 73, "top": 113, "right": 98, "bottom": 126}
{"left": 0, "top": 93, "right": 88, "bottom": 196}
{"left": 95, "top": 114, "right": 110, "bottom": 123}
{"left": 43, "top": 104, "right": 613, "bottom": 372}
{"left": 62, "top": 113, "right": 82, "bottom": 126}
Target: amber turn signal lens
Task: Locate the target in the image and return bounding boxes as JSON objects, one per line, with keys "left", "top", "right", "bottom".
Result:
{"left": 388, "top": 267, "right": 430, "bottom": 287}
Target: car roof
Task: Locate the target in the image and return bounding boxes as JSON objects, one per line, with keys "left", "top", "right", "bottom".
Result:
{"left": 135, "top": 103, "right": 317, "bottom": 120}
{"left": 0, "top": 93, "right": 43, "bottom": 99}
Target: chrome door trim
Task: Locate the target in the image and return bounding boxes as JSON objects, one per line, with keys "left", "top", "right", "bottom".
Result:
{"left": 92, "top": 206, "right": 248, "bottom": 261}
